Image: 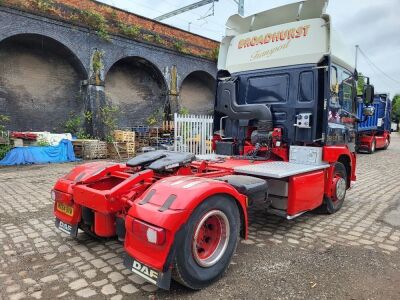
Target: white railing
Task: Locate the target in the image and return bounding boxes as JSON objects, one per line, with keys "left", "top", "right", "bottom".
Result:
{"left": 174, "top": 113, "right": 214, "bottom": 155}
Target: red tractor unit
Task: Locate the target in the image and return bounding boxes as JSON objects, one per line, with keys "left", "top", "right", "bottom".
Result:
{"left": 52, "top": 0, "right": 374, "bottom": 290}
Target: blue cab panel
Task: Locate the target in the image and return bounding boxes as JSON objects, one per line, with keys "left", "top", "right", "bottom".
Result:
{"left": 357, "top": 94, "right": 391, "bottom": 132}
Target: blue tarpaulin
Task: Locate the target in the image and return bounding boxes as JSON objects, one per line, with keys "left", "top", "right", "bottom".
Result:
{"left": 0, "top": 139, "right": 78, "bottom": 166}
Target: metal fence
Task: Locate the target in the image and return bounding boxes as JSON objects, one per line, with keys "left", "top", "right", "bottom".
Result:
{"left": 174, "top": 113, "right": 214, "bottom": 155}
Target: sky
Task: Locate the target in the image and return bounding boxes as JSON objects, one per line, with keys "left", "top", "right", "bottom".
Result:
{"left": 97, "top": 0, "right": 400, "bottom": 97}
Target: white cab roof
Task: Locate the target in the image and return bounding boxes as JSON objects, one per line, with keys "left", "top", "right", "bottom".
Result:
{"left": 218, "top": 0, "right": 355, "bottom": 73}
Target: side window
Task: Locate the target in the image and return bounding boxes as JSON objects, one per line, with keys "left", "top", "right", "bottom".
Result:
{"left": 340, "top": 70, "right": 355, "bottom": 113}
{"left": 245, "top": 74, "right": 289, "bottom": 104}
{"left": 298, "top": 71, "right": 314, "bottom": 102}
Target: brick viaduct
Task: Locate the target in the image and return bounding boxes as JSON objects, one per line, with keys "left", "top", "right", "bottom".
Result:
{"left": 0, "top": 1, "right": 218, "bottom": 137}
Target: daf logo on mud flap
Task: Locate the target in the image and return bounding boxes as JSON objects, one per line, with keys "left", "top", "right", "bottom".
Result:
{"left": 59, "top": 221, "right": 72, "bottom": 233}
{"left": 131, "top": 260, "right": 158, "bottom": 282}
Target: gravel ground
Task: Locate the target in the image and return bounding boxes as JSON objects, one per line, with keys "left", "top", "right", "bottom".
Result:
{"left": 1, "top": 134, "right": 400, "bottom": 300}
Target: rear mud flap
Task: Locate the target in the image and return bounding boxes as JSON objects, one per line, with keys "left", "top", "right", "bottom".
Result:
{"left": 123, "top": 255, "right": 171, "bottom": 290}
{"left": 55, "top": 218, "right": 78, "bottom": 237}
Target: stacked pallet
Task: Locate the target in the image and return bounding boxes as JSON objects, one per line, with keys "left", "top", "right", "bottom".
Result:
{"left": 108, "top": 130, "right": 136, "bottom": 159}
{"left": 73, "top": 139, "right": 108, "bottom": 159}
{"left": 162, "top": 121, "right": 174, "bottom": 132}
{"left": 113, "top": 130, "right": 135, "bottom": 143}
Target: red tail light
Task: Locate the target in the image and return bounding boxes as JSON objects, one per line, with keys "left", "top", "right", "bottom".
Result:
{"left": 52, "top": 189, "right": 73, "bottom": 205}
{"left": 132, "top": 219, "right": 166, "bottom": 246}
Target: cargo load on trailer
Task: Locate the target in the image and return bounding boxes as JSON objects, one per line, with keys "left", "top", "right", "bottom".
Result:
{"left": 51, "top": 0, "right": 376, "bottom": 291}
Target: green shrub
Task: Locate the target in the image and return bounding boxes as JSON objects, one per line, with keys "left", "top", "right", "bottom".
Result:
{"left": 0, "top": 114, "right": 10, "bottom": 132}
{"left": 0, "top": 144, "right": 12, "bottom": 160}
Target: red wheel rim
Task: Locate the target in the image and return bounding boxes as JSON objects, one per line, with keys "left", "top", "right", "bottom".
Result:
{"left": 192, "top": 210, "right": 230, "bottom": 267}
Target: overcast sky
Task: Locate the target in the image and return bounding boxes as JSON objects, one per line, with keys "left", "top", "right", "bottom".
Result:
{"left": 98, "top": 0, "right": 400, "bottom": 97}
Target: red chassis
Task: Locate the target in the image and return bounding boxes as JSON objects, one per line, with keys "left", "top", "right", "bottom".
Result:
{"left": 53, "top": 145, "right": 355, "bottom": 290}
{"left": 357, "top": 130, "right": 390, "bottom": 154}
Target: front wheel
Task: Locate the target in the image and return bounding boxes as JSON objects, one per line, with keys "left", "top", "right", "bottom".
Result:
{"left": 320, "top": 162, "right": 347, "bottom": 214}
{"left": 172, "top": 195, "right": 240, "bottom": 290}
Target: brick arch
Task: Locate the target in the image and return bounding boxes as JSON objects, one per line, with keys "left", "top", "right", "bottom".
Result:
{"left": 0, "top": 33, "right": 89, "bottom": 132}
{"left": 0, "top": 32, "right": 88, "bottom": 78}
{"left": 179, "top": 70, "right": 216, "bottom": 115}
{"left": 104, "top": 56, "right": 169, "bottom": 127}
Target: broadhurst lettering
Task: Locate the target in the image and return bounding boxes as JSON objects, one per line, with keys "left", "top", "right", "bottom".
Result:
{"left": 238, "top": 25, "right": 311, "bottom": 49}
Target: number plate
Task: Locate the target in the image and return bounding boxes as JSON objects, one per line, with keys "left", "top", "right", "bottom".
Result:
{"left": 55, "top": 218, "right": 78, "bottom": 237}
{"left": 56, "top": 202, "right": 74, "bottom": 216}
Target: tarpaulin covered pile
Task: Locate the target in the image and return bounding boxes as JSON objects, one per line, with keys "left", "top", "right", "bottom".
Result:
{"left": 0, "top": 139, "right": 78, "bottom": 166}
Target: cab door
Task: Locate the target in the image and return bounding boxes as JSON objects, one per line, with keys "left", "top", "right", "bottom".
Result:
{"left": 326, "top": 64, "right": 357, "bottom": 151}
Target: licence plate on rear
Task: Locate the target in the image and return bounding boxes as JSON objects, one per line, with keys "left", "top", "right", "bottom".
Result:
{"left": 55, "top": 218, "right": 78, "bottom": 237}
{"left": 57, "top": 202, "right": 74, "bottom": 216}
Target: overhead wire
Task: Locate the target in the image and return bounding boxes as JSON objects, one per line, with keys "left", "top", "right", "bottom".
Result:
{"left": 129, "top": 0, "right": 225, "bottom": 35}
{"left": 358, "top": 46, "right": 400, "bottom": 90}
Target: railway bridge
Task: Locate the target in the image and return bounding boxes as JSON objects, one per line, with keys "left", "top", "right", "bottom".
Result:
{"left": 0, "top": 0, "right": 218, "bottom": 136}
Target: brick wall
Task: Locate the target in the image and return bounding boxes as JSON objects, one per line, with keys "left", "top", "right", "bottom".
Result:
{"left": 1, "top": 0, "right": 220, "bottom": 60}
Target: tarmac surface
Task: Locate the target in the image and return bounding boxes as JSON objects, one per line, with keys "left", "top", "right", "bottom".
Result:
{"left": 1, "top": 134, "right": 400, "bottom": 299}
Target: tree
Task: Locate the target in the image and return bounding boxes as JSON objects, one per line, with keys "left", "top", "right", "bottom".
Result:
{"left": 392, "top": 94, "right": 400, "bottom": 123}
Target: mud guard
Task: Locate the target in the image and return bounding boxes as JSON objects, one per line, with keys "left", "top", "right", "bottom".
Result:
{"left": 123, "top": 176, "right": 248, "bottom": 288}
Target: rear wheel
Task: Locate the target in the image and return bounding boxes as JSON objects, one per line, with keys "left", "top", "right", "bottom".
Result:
{"left": 383, "top": 137, "right": 390, "bottom": 150}
{"left": 368, "top": 138, "right": 376, "bottom": 154}
{"left": 172, "top": 195, "right": 240, "bottom": 290}
{"left": 320, "top": 162, "right": 347, "bottom": 214}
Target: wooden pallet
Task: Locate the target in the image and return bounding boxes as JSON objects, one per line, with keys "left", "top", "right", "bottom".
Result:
{"left": 113, "top": 130, "right": 135, "bottom": 143}
{"left": 108, "top": 142, "right": 136, "bottom": 159}
{"left": 73, "top": 140, "right": 108, "bottom": 159}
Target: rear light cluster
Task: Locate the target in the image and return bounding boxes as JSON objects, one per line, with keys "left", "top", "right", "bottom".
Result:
{"left": 132, "top": 219, "right": 166, "bottom": 246}
{"left": 51, "top": 189, "right": 73, "bottom": 204}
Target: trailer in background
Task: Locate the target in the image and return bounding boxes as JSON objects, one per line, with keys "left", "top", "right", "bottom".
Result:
{"left": 357, "top": 93, "right": 392, "bottom": 153}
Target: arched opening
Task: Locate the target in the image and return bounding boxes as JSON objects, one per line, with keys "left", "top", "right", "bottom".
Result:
{"left": 180, "top": 71, "right": 216, "bottom": 115}
{"left": 105, "top": 57, "right": 167, "bottom": 128}
{"left": 0, "top": 34, "right": 87, "bottom": 132}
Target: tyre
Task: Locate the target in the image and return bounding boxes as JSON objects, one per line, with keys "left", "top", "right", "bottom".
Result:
{"left": 368, "top": 138, "right": 376, "bottom": 154}
{"left": 383, "top": 137, "right": 390, "bottom": 150}
{"left": 172, "top": 195, "right": 240, "bottom": 290}
{"left": 320, "top": 162, "right": 347, "bottom": 214}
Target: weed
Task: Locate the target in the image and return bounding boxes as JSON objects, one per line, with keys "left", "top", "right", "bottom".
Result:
{"left": 31, "top": 0, "right": 54, "bottom": 12}
{"left": 79, "top": 9, "right": 110, "bottom": 41}
{"left": 100, "top": 105, "right": 119, "bottom": 139}
{"left": 173, "top": 40, "right": 184, "bottom": 52}
{"left": 118, "top": 22, "right": 141, "bottom": 38}
{"left": 154, "top": 34, "right": 163, "bottom": 45}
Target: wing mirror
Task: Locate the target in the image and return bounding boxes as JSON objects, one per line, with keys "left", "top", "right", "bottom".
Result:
{"left": 363, "top": 84, "right": 374, "bottom": 105}
{"left": 362, "top": 106, "right": 375, "bottom": 117}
